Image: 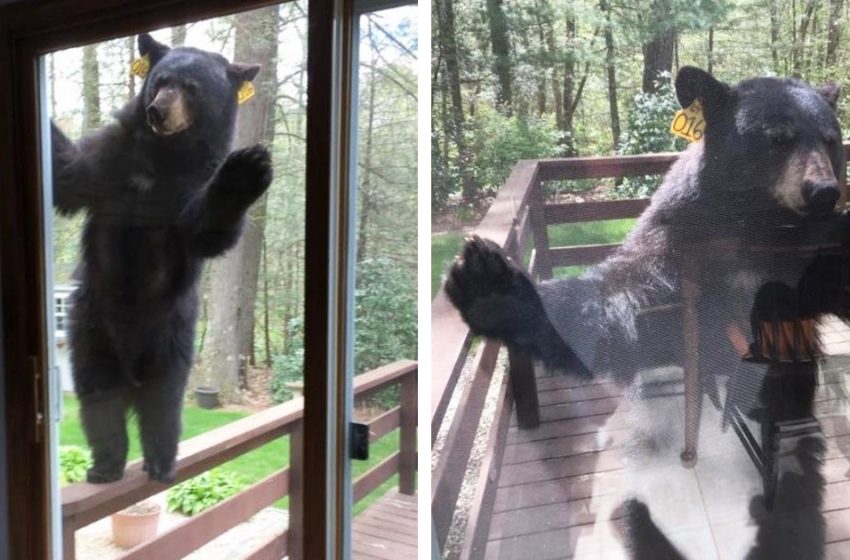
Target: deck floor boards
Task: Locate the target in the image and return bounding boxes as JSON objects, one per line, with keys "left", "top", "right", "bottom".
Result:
{"left": 353, "top": 491, "right": 417, "bottom": 560}
{"left": 484, "top": 319, "right": 850, "bottom": 559}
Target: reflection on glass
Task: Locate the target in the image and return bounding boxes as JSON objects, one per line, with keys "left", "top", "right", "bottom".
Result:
{"left": 348, "top": 2, "right": 419, "bottom": 557}
{"left": 433, "top": 9, "right": 850, "bottom": 558}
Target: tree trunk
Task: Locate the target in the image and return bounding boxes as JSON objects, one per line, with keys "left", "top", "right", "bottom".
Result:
{"left": 126, "top": 36, "right": 136, "bottom": 100}
{"left": 543, "top": 16, "right": 563, "bottom": 129}
{"left": 792, "top": 0, "right": 817, "bottom": 77}
{"left": 198, "top": 5, "right": 278, "bottom": 403}
{"left": 826, "top": 0, "right": 843, "bottom": 65}
{"left": 82, "top": 44, "right": 101, "bottom": 134}
{"left": 171, "top": 24, "right": 187, "bottom": 47}
{"left": 601, "top": 0, "right": 620, "bottom": 151}
{"left": 486, "top": 0, "right": 512, "bottom": 111}
{"left": 770, "top": 0, "right": 780, "bottom": 70}
{"left": 562, "top": 15, "right": 577, "bottom": 155}
{"left": 436, "top": 0, "right": 476, "bottom": 200}
{"left": 707, "top": 27, "right": 714, "bottom": 74}
{"left": 357, "top": 22, "right": 378, "bottom": 264}
{"left": 642, "top": 27, "right": 675, "bottom": 93}
{"left": 535, "top": 9, "right": 548, "bottom": 115}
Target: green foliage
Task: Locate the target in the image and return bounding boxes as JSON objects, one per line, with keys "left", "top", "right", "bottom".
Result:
{"left": 616, "top": 74, "right": 687, "bottom": 197}
{"left": 269, "top": 257, "right": 416, "bottom": 406}
{"left": 354, "top": 258, "right": 417, "bottom": 375}
{"left": 270, "top": 317, "right": 304, "bottom": 404}
{"left": 166, "top": 468, "right": 244, "bottom": 516}
{"left": 469, "top": 105, "right": 561, "bottom": 195}
{"left": 59, "top": 445, "right": 92, "bottom": 485}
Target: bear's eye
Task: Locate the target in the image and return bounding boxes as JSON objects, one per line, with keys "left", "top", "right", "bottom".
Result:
{"left": 764, "top": 126, "right": 795, "bottom": 146}
{"left": 183, "top": 82, "right": 198, "bottom": 97}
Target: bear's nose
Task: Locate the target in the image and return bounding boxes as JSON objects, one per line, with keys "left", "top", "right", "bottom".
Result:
{"left": 146, "top": 104, "right": 166, "bottom": 128}
{"left": 803, "top": 180, "right": 841, "bottom": 214}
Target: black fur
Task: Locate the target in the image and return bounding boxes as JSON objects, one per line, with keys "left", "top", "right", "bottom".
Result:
{"left": 53, "top": 34, "right": 271, "bottom": 483}
{"left": 446, "top": 67, "right": 849, "bottom": 408}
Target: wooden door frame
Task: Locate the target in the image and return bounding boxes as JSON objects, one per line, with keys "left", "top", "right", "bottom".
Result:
{"left": 0, "top": 0, "right": 351, "bottom": 558}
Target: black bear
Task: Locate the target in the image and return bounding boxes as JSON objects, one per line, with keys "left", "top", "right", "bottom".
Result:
{"left": 52, "top": 33, "right": 272, "bottom": 483}
{"left": 446, "top": 66, "right": 848, "bottom": 424}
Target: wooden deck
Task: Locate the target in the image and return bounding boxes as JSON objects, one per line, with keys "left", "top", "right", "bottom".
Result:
{"left": 483, "top": 325, "right": 850, "bottom": 559}
{"left": 353, "top": 491, "right": 417, "bottom": 560}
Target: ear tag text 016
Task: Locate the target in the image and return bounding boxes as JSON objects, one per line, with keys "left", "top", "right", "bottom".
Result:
{"left": 237, "top": 81, "right": 256, "bottom": 105}
{"left": 670, "top": 98, "right": 705, "bottom": 142}
{"left": 131, "top": 54, "right": 150, "bottom": 78}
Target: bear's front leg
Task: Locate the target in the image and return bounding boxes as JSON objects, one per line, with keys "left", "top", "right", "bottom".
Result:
{"left": 184, "top": 144, "right": 273, "bottom": 257}
{"left": 51, "top": 121, "right": 93, "bottom": 215}
{"left": 445, "top": 236, "right": 590, "bottom": 375}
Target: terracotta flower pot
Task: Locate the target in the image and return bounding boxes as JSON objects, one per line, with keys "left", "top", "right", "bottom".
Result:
{"left": 111, "top": 501, "right": 161, "bottom": 549}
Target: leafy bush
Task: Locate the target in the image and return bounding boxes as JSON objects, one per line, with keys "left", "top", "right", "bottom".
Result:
{"left": 270, "top": 317, "right": 304, "bottom": 403}
{"left": 269, "top": 258, "right": 415, "bottom": 408}
{"left": 59, "top": 445, "right": 92, "bottom": 485}
{"left": 166, "top": 468, "right": 243, "bottom": 516}
{"left": 617, "top": 73, "right": 687, "bottom": 198}
{"left": 354, "top": 258, "right": 416, "bottom": 376}
{"left": 469, "top": 105, "right": 561, "bottom": 196}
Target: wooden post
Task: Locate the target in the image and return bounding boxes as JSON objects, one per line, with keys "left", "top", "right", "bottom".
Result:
{"left": 63, "top": 523, "right": 75, "bottom": 560}
{"left": 508, "top": 348, "right": 539, "bottom": 429}
{"left": 529, "top": 179, "right": 554, "bottom": 280}
{"left": 399, "top": 371, "right": 417, "bottom": 495}
{"left": 681, "top": 272, "right": 701, "bottom": 468}
{"left": 288, "top": 421, "right": 304, "bottom": 560}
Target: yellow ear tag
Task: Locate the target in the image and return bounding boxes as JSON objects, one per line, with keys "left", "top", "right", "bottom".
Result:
{"left": 131, "top": 54, "right": 150, "bottom": 78}
{"left": 237, "top": 81, "right": 256, "bottom": 105}
{"left": 670, "top": 98, "right": 706, "bottom": 142}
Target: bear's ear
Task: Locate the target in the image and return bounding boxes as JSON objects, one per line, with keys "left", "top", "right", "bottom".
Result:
{"left": 228, "top": 63, "right": 262, "bottom": 84}
{"left": 138, "top": 33, "right": 170, "bottom": 66}
{"left": 817, "top": 81, "right": 840, "bottom": 111}
{"left": 675, "top": 66, "right": 731, "bottom": 122}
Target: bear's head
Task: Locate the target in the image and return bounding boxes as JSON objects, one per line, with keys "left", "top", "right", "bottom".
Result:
{"left": 675, "top": 66, "right": 845, "bottom": 220}
{"left": 137, "top": 33, "right": 260, "bottom": 141}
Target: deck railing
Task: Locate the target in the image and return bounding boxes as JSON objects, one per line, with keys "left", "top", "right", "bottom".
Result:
{"left": 430, "top": 145, "right": 850, "bottom": 559}
{"left": 62, "top": 359, "right": 417, "bottom": 560}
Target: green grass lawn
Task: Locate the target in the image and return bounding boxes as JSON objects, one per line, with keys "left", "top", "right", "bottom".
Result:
{"left": 430, "top": 218, "right": 637, "bottom": 293}
{"left": 60, "top": 394, "right": 404, "bottom": 514}
{"left": 431, "top": 232, "right": 464, "bottom": 297}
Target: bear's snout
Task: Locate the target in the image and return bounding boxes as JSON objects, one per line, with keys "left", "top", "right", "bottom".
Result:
{"left": 146, "top": 86, "right": 192, "bottom": 136}
{"left": 146, "top": 104, "right": 166, "bottom": 128}
{"left": 803, "top": 179, "right": 841, "bottom": 215}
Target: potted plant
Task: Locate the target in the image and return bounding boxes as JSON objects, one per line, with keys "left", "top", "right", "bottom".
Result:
{"left": 194, "top": 386, "right": 220, "bottom": 409}
{"left": 111, "top": 500, "right": 161, "bottom": 549}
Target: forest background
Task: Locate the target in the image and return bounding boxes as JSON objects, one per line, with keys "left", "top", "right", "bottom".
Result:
{"left": 431, "top": 0, "right": 850, "bottom": 262}
{"left": 50, "top": 2, "right": 418, "bottom": 406}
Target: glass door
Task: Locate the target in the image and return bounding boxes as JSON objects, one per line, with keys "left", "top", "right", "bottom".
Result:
{"left": 344, "top": 1, "right": 418, "bottom": 558}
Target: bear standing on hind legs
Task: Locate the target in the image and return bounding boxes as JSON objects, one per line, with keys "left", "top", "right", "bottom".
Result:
{"left": 52, "top": 33, "right": 272, "bottom": 483}
{"left": 446, "top": 66, "right": 850, "bottom": 420}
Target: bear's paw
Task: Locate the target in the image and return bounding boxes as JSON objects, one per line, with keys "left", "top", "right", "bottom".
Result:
{"left": 445, "top": 235, "right": 544, "bottom": 342}
{"left": 215, "top": 144, "right": 273, "bottom": 208}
